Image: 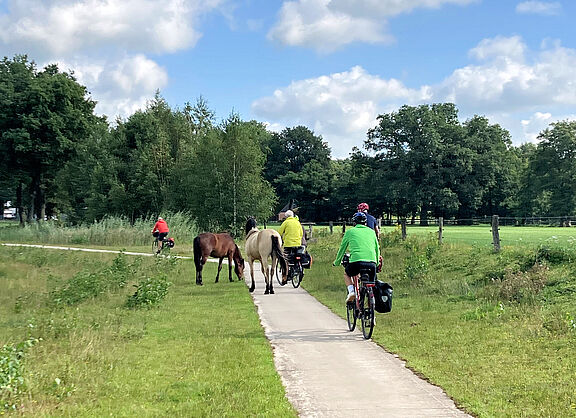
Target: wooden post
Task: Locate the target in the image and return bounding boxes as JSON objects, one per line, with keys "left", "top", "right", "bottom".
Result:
{"left": 491, "top": 215, "right": 500, "bottom": 252}
{"left": 438, "top": 217, "right": 443, "bottom": 245}
{"left": 329, "top": 221, "right": 333, "bottom": 234}
{"left": 401, "top": 219, "right": 407, "bottom": 240}
{"left": 342, "top": 221, "right": 346, "bottom": 235}
{"left": 308, "top": 224, "right": 313, "bottom": 239}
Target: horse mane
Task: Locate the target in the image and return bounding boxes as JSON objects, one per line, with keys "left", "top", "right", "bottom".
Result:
{"left": 245, "top": 217, "right": 258, "bottom": 236}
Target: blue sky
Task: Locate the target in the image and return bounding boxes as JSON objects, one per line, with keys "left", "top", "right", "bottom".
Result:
{"left": 1, "top": 0, "right": 575, "bottom": 158}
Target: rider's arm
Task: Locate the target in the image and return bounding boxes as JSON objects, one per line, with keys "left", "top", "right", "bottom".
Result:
{"left": 278, "top": 220, "right": 287, "bottom": 238}
{"left": 333, "top": 232, "right": 350, "bottom": 266}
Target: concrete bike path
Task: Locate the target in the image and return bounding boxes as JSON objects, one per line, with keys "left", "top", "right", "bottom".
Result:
{"left": 246, "top": 263, "right": 471, "bottom": 418}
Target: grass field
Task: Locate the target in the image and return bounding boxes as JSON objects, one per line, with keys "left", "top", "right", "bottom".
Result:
{"left": 303, "top": 232, "right": 576, "bottom": 417}
{"left": 0, "top": 247, "right": 295, "bottom": 416}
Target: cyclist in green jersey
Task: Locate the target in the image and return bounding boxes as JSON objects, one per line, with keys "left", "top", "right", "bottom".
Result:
{"left": 333, "top": 212, "right": 381, "bottom": 303}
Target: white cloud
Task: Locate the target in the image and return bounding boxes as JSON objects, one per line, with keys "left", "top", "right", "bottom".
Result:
{"left": 50, "top": 55, "right": 169, "bottom": 119}
{"left": 0, "top": 0, "right": 226, "bottom": 119}
{"left": 516, "top": 1, "right": 562, "bottom": 16}
{"left": 252, "top": 36, "right": 576, "bottom": 157}
{"left": 268, "top": 0, "right": 476, "bottom": 52}
{"left": 0, "top": 0, "right": 226, "bottom": 57}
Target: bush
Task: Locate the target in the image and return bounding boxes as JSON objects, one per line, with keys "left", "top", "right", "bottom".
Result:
{"left": 498, "top": 264, "right": 549, "bottom": 304}
{"left": 0, "top": 338, "right": 40, "bottom": 411}
{"left": 125, "top": 275, "right": 171, "bottom": 309}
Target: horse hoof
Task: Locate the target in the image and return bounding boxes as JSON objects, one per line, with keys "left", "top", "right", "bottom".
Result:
{"left": 270, "top": 289, "right": 275, "bottom": 294}
{"left": 196, "top": 281, "right": 203, "bottom": 286}
{"left": 264, "top": 290, "right": 269, "bottom": 295}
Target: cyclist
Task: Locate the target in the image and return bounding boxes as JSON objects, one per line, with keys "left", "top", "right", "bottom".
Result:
{"left": 151, "top": 216, "right": 169, "bottom": 243}
{"left": 357, "top": 202, "right": 380, "bottom": 239}
{"left": 333, "top": 212, "right": 380, "bottom": 303}
{"left": 278, "top": 209, "right": 304, "bottom": 284}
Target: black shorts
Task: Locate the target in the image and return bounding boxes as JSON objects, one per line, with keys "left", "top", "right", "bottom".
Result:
{"left": 153, "top": 231, "right": 168, "bottom": 241}
{"left": 345, "top": 261, "right": 376, "bottom": 280}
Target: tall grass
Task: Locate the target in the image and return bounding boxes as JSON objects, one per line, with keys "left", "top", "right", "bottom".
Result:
{"left": 0, "top": 212, "right": 199, "bottom": 247}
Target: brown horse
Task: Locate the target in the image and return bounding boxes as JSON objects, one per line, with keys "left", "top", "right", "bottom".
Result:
{"left": 244, "top": 218, "right": 287, "bottom": 294}
{"left": 193, "top": 233, "right": 245, "bottom": 286}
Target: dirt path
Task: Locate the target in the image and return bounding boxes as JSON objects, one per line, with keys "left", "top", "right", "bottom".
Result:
{"left": 246, "top": 263, "right": 471, "bottom": 417}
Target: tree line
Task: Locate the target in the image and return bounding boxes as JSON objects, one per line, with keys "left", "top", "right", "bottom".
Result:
{"left": 1, "top": 55, "right": 575, "bottom": 234}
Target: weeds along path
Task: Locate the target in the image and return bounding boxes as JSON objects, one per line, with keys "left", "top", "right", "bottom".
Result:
{"left": 245, "top": 263, "right": 472, "bottom": 417}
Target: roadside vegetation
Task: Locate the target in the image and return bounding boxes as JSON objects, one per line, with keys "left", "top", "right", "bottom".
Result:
{"left": 0, "top": 247, "right": 294, "bottom": 416}
{"left": 304, "top": 228, "right": 576, "bottom": 417}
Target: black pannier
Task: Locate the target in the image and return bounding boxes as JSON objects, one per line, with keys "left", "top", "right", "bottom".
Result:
{"left": 373, "top": 280, "right": 393, "bottom": 313}
{"left": 297, "top": 247, "right": 312, "bottom": 269}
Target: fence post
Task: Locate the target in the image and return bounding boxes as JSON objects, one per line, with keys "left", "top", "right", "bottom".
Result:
{"left": 401, "top": 219, "right": 407, "bottom": 240}
{"left": 329, "top": 221, "right": 333, "bottom": 234}
{"left": 308, "top": 224, "right": 313, "bottom": 239}
{"left": 438, "top": 217, "right": 443, "bottom": 245}
{"left": 342, "top": 221, "right": 346, "bottom": 235}
{"left": 491, "top": 215, "right": 500, "bottom": 252}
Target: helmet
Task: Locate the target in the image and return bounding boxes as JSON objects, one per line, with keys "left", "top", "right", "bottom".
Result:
{"left": 352, "top": 212, "right": 367, "bottom": 224}
{"left": 357, "top": 202, "right": 369, "bottom": 212}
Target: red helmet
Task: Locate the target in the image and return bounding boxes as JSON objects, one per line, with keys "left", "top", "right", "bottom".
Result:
{"left": 357, "top": 202, "right": 369, "bottom": 212}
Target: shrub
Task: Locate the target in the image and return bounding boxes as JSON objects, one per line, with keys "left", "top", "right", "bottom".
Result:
{"left": 0, "top": 338, "right": 40, "bottom": 411}
{"left": 498, "top": 263, "right": 549, "bottom": 304}
{"left": 125, "top": 275, "right": 171, "bottom": 309}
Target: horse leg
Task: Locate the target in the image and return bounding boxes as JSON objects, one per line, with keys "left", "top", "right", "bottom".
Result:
{"left": 216, "top": 257, "right": 223, "bottom": 283}
{"left": 248, "top": 260, "right": 256, "bottom": 293}
{"left": 262, "top": 258, "right": 270, "bottom": 295}
{"left": 269, "top": 255, "right": 276, "bottom": 295}
{"left": 228, "top": 252, "right": 234, "bottom": 282}
{"left": 196, "top": 258, "right": 205, "bottom": 286}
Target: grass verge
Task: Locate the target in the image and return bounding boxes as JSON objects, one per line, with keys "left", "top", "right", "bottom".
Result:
{"left": 303, "top": 231, "right": 576, "bottom": 418}
{"left": 0, "top": 247, "right": 295, "bottom": 416}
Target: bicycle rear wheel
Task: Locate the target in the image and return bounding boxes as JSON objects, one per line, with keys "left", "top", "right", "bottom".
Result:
{"left": 346, "top": 301, "right": 357, "bottom": 331}
{"left": 291, "top": 264, "right": 302, "bottom": 288}
{"left": 360, "top": 288, "right": 375, "bottom": 339}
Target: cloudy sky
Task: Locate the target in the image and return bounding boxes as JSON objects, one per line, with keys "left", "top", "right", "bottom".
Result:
{"left": 1, "top": 0, "right": 575, "bottom": 157}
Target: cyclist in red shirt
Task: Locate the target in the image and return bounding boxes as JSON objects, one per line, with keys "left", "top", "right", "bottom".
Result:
{"left": 151, "top": 217, "right": 169, "bottom": 242}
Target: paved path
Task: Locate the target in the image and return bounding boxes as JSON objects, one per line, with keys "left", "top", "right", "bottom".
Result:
{"left": 246, "top": 263, "right": 471, "bottom": 417}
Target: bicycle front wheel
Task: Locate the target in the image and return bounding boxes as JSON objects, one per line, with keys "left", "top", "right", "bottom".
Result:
{"left": 152, "top": 239, "right": 159, "bottom": 254}
{"left": 360, "top": 288, "right": 375, "bottom": 339}
{"left": 346, "top": 301, "right": 357, "bottom": 331}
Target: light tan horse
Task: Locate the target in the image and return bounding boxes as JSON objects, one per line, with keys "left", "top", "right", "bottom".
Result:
{"left": 244, "top": 218, "right": 287, "bottom": 294}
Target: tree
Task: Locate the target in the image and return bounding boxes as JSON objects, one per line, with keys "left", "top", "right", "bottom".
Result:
{"left": 0, "top": 55, "right": 99, "bottom": 223}
{"left": 525, "top": 121, "right": 576, "bottom": 216}
{"left": 263, "top": 126, "right": 332, "bottom": 220}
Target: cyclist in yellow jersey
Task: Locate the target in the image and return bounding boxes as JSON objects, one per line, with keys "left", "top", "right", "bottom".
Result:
{"left": 278, "top": 210, "right": 304, "bottom": 283}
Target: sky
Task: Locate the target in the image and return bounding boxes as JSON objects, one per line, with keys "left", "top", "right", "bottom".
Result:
{"left": 1, "top": 0, "right": 575, "bottom": 158}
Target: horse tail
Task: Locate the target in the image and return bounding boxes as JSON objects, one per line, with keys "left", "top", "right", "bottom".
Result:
{"left": 193, "top": 236, "right": 202, "bottom": 269}
{"left": 271, "top": 235, "right": 287, "bottom": 275}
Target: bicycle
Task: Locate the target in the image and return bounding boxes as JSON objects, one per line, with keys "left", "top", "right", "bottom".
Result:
{"left": 275, "top": 247, "right": 304, "bottom": 288}
{"left": 344, "top": 256, "right": 376, "bottom": 339}
{"left": 152, "top": 235, "right": 173, "bottom": 255}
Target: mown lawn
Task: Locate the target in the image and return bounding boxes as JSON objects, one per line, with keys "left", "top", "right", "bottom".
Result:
{"left": 0, "top": 247, "right": 295, "bottom": 416}
{"left": 304, "top": 232, "right": 576, "bottom": 418}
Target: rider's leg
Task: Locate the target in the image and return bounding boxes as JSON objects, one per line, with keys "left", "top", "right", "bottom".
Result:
{"left": 344, "top": 272, "right": 355, "bottom": 302}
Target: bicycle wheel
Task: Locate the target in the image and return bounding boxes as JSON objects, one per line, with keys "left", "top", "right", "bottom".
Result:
{"left": 291, "top": 263, "right": 302, "bottom": 288}
{"left": 152, "top": 238, "right": 159, "bottom": 254}
{"left": 360, "top": 287, "right": 375, "bottom": 339}
{"left": 275, "top": 262, "right": 284, "bottom": 285}
{"left": 346, "top": 300, "right": 357, "bottom": 331}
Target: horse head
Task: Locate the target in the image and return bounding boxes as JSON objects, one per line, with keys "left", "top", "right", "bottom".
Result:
{"left": 245, "top": 217, "right": 258, "bottom": 236}
{"left": 233, "top": 245, "right": 245, "bottom": 279}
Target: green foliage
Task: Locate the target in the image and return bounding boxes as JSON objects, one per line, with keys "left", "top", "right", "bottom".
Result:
{"left": 125, "top": 275, "right": 171, "bottom": 308}
{"left": 50, "top": 253, "right": 134, "bottom": 307}
{"left": 0, "top": 337, "right": 40, "bottom": 411}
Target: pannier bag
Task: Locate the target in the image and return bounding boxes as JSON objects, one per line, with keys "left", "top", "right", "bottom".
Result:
{"left": 297, "top": 246, "right": 313, "bottom": 269}
{"left": 373, "top": 280, "right": 393, "bottom": 313}
{"left": 166, "top": 237, "right": 175, "bottom": 248}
